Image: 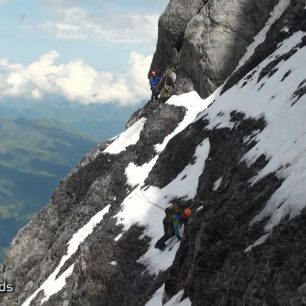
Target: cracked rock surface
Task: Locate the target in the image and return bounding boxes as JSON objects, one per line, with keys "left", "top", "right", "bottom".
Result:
{"left": 151, "top": 0, "right": 278, "bottom": 97}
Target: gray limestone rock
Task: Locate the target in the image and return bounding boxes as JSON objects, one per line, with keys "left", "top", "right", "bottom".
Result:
{"left": 150, "top": 0, "right": 206, "bottom": 74}
{"left": 152, "top": 0, "right": 278, "bottom": 97}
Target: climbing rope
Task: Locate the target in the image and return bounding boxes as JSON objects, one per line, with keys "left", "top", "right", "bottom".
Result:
{"left": 134, "top": 189, "right": 165, "bottom": 211}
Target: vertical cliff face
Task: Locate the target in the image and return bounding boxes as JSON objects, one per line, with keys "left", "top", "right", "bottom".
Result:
{"left": 151, "top": 0, "right": 278, "bottom": 97}
{"left": 1, "top": 0, "right": 306, "bottom": 305}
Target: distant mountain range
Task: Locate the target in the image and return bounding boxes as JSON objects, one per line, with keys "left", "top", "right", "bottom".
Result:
{"left": 0, "top": 97, "right": 143, "bottom": 140}
{"left": 0, "top": 97, "right": 143, "bottom": 261}
{"left": 0, "top": 116, "right": 97, "bottom": 261}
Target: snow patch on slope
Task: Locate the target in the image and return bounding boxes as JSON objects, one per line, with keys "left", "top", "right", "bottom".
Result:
{"left": 22, "top": 205, "right": 111, "bottom": 306}
{"left": 117, "top": 137, "right": 210, "bottom": 274}
{"left": 145, "top": 285, "right": 165, "bottom": 306}
{"left": 125, "top": 157, "right": 158, "bottom": 187}
{"left": 165, "top": 291, "right": 192, "bottom": 306}
{"left": 213, "top": 177, "right": 222, "bottom": 191}
{"left": 104, "top": 117, "right": 146, "bottom": 154}
{"left": 244, "top": 233, "right": 270, "bottom": 253}
{"left": 145, "top": 285, "right": 191, "bottom": 306}
{"left": 155, "top": 91, "right": 216, "bottom": 153}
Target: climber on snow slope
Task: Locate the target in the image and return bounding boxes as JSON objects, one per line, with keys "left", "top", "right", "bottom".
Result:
{"left": 155, "top": 201, "right": 192, "bottom": 251}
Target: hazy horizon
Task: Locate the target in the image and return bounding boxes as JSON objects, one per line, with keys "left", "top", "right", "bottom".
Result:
{"left": 0, "top": 0, "right": 168, "bottom": 107}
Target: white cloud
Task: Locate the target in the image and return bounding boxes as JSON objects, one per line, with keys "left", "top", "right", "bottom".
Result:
{"left": 35, "top": 6, "right": 159, "bottom": 43}
{"left": 0, "top": 51, "right": 152, "bottom": 105}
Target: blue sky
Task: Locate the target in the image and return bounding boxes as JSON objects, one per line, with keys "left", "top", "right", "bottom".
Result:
{"left": 0, "top": 0, "right": 168, "bottom": 105}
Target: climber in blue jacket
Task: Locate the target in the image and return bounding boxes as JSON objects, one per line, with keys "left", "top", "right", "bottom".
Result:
{"left": 149, "top": 70, "right": 163, "bottom": 101}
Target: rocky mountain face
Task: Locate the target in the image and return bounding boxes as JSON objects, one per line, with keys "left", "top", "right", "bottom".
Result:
{"left": 1, "top": 0, "right": 306, "bottom": 306}
{"left": 150, "top": 0, "right": 279, "bottom": 97}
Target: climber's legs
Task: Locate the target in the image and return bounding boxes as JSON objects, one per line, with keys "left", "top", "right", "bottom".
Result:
{"left": 151, "top": 87, "right": 159, "bottom": 102}
{"left": 155, "top": 217, "right": 175, "bottom": 250}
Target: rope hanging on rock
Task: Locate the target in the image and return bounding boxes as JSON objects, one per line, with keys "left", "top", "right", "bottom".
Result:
{"left": 135, "top": 190, "right": 165, "bottom": 211}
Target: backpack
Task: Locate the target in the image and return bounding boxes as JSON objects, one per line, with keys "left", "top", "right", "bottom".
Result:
{"left": 165, "top": 204, "right": 182, "bottom": 222}
{"left": 160, "top": 85, "right": 173, "bottom": 99}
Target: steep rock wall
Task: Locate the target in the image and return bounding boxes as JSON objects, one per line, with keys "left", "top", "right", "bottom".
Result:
{"left": 151, "top": 0, "right": 278, "bottom": 97}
